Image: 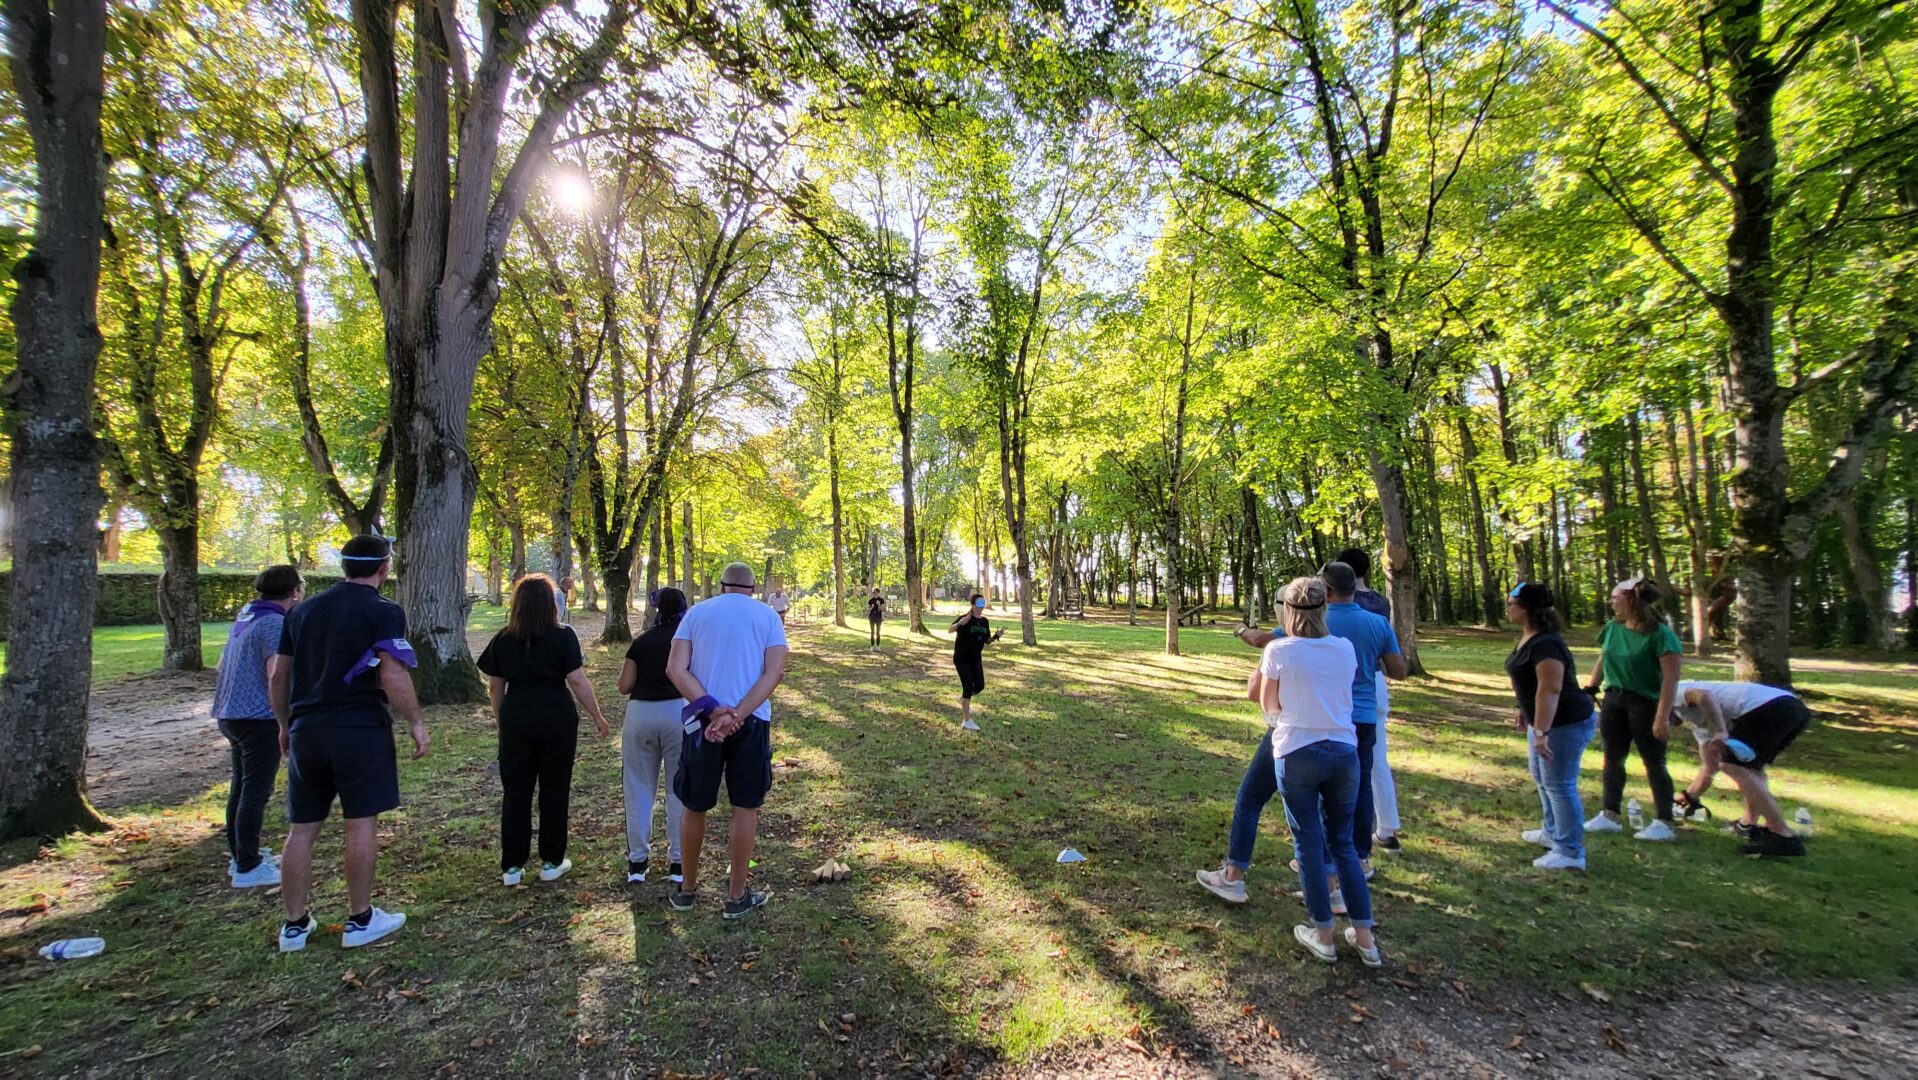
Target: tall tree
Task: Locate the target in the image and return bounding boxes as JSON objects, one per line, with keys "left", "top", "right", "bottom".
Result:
{"left": 0, "top": 0, "right": 109, "bottom": 839}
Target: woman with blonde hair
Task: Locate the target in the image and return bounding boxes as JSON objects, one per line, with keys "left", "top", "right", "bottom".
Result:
{"left": 477, "top": 574, "right": 611, "bottom": 886}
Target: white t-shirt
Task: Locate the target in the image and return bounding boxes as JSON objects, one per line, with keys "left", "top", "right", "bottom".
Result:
{"left": 770, "top": 592, "right": 790, "bottom": 613}
{"left": 673, "top": 593, "right": 789, "bottom": 722}
{"left": 1260, "top": 635, "right": 1359, "bottom": 759}
{"left": 1673, "top": 680, "right": 1795, "bottom": 740}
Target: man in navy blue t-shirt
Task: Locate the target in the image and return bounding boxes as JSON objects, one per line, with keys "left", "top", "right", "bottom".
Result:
{"left": 270, "top": 535, "right": 428, "bottom": 953}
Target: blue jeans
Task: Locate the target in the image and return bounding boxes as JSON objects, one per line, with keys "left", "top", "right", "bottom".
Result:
{"left": 1226, "top": 729, "right": 1277, "bottom": 871}
{"left": 1320, "top": 721, "right": 1376, "bottom": 864}
{"left": 1278, "top": 740, "right": 1374, "bottom": 929}
{"left": 1530, "top": 715, "right": 1596, "bottom": 860}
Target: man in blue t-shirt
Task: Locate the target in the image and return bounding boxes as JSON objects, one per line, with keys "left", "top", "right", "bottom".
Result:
{"left": 1321, "top": 560, "right": 1407, "bottom": 868}
{"left": 1334, "top": 546, "right": 1403, "bottom": 851}
{"left": 270, "top": 535, "right": 428, "bottom": 953}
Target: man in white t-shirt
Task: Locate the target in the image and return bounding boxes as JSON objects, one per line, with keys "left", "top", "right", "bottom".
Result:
{"left": 1670, "top": 680, "right": 1811, "bottom": 856}
{"left": 666, "top": 562, "right": 789, "bottom": 916}
{"left": 769, "top": 588, "right": 791, "bottom": 623}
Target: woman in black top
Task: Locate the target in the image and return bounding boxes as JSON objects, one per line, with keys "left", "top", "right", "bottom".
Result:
{"left": 1504, "top": 583, "right": 1597, "bottom": 871}
{"left": 866, "top": 586, "right": 886, "bottom": 650}
{"left": 477, "top": 574, "right": 610, "bottom": 887}
{"left": 616, "top": 588, "right": 689, "bottom": 885}
{"left": 949, "top": 594, "right": 1003, "bottom": 731}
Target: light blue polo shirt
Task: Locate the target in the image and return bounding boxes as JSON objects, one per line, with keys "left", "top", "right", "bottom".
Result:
{"left": 1324, "top": 601, "right": 1399, "bottom": 725}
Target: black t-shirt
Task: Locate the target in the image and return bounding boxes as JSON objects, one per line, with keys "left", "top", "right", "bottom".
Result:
{"left": 622, "top": 621, "right": 681, "bottom": 701}
{"left": 867, "top": 596, "right": 885, "bottom": 621}
{"left": 953, "top": 615, "right": 993, "bottom": 661}
{"left": 477, "top": 627, "right": 584, "bottom": 695}
{"left": 1505, "top": 632, "right": 1594, "bottom": 726}
{"left": 277, "top": 581, "right": 407, "bottom": 729}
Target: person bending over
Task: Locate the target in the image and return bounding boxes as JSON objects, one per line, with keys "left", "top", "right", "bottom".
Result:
{"left": 1672, "top": 681, "right": 1811, "bottom": 857}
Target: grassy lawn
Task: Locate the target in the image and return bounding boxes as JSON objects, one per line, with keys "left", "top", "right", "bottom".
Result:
{"left": 0, "top": 623, "right": 230, "bottom": 683}
{"left": 1, "top": 607, "right": 1914, "bottom": 1076}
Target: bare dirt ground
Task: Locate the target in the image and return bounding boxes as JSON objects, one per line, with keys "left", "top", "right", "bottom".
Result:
{"left": 83, "top": 670, "right": 228, "bottom": 812}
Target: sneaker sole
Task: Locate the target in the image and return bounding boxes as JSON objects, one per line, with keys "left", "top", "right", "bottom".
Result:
{"left": 342, "top": 916, "right": 405, "bottom": 949}
{"left": 278, "top": 936, "right": 310, "bottom": 953}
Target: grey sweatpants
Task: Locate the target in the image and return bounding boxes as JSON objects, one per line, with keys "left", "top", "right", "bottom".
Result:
{"left": 623, "top": 698, "right": 686, "bottom": 863}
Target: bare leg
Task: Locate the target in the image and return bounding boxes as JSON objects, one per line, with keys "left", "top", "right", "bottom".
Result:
{"left": 1724, "top": 765, "right": 1790, "bottom": 834}
{"left": 960, "top": 697, "right": 972, "bottom": 725}
{"left": 679, "top": 810, "right": 707, "bottom": 893}
{"left": 728, "top": 808, "right": 758, "bottom": 900}
{"left": 281, "top": 822, "right": 322, "bottom": 921}
{"left": 343, "top": 816, "right": 378, "bottom": 915}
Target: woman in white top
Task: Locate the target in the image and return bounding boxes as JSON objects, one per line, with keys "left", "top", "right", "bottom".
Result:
{"left": 1219, "top": 576, "right": 1381, "bottom": 965}
{"left": 1670, "top": 681, "right": 1811, "bottom": 857}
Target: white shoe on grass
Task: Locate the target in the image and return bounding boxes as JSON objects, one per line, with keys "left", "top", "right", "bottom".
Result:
{"left": 342, "top": 907, "right": 406, "bottom": 949}
{"left": 1533, "top": 850, "right": 1586, "bottom": 871}
{"left": 1293, "top": 925, "right": 1338, "bottom": 963}
{"left": 961, "top": 718, "right": 981, "bottom": 732}
{"left": 1195, "top": 866, "right": 1248, "bottom": 905}
{"left": 502, "top": 867, "right": 523, "bottom": 887}
{"left": 1634, "top": 819, "right": 1676, "bottom": 842}
{"left": 540, "top": 858, "right": 573, "bottom": 882}
{"left": 230, "top": 860, "right": 282, "bottom": 888}
{"left": 1521, "top": 828, "right": 1553, "bottom": 848}
{"left": 278, "top": 914, "right": 316, "bottom": 953}
{"left": 1342, "top": 926, "right": 1383, "bottom": 967}
{"left": 1586, "top": 812, "right": 1624, "bottom": 833}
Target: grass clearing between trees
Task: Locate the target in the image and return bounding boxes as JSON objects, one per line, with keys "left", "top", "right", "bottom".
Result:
{"left": 1, "top": 605, "right": 1914, "bottom": 1077}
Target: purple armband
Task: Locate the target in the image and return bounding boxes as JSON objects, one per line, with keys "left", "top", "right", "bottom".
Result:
{"left": 343, "top": 637, "right": 419, "bottom": 683}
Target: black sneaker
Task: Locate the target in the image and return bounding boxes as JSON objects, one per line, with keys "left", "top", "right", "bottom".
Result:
{"left": 1730, "top": 819, "right": 1759, "bottom": 839}
{"left": 668, "top": 861, "right": 684, "bottom": 884}
{"left": 1374, "top": 833, "right": 1402, "bottom": 852}
{"left": 627, "top": 859, "right": 649, "bottom": 883}
{"left": 722, "top": 889, "right": 770, "bottom": 920}
{"left": 667, "top": 889, "right": 697, "bottom": 912}
{"left": 1739, "top": 829, "right": 1807, "bottom": 857}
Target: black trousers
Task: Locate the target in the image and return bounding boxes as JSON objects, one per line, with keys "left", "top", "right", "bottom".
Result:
{"left": 498, "top": 713, "right": 579, "bottom": 871}
{"left": 869, "top": 618, "right": 882, "bottom": 645}
{"left": 1599, "top": 688, "right": 1674, "bottom": 821}
{"left": 218, "top": 719, "right": 281, "bottom": 872}
{"left": 955, "top": 656, "right": 985, "bottom": 699}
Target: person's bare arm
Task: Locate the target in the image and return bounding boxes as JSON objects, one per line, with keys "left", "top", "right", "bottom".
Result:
{"left": 487, "top": 676, "right": 505, "bottom": 723}
{"left": 1531, "top": 658, "right": 1564, "bottom": 762}
{"left": 1652, "top": 651, "right": 1682, "bottom": 740}
{"left": 1382, "top": 652, "right": 1409, "bottom": 679}
{"left": 270, "top": 660, "right": 293, "bottom": 754}
{"left": 1235, "top": 626, "right": 1276, "bottom": 649}
{"left": 1259, "top": 663, "right": 1282, "bottom": 715}
{"left": 380, "top": 660, "right": 429, "bottom": 759}
{"left": 1245, "top": 669, "right": 1263, "bottom": 704}
{"left": 616, "top": 659, "right": 638, "bottom": 696}
{"left": 566, "top": 667, "right": 611, "bottom": 738}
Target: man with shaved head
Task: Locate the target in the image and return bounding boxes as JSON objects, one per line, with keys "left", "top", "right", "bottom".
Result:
{"left": 665, "top": 561, "right": 788, "bottom": 918}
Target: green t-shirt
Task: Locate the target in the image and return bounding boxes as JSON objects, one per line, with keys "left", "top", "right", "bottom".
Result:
{"left": 1595, "top": 620, "right": 1682, "bottom": 699}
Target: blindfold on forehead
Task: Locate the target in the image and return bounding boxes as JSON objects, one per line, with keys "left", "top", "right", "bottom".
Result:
{"left": 1613, "top": 576, "right": 1645, "bottom": 594}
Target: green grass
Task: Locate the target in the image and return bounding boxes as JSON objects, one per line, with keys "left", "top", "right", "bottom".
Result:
{"left": 1, "top": 608, "right": 1914, "bottom": 1076}
{"left": 0, "top": 622, "right": 229, "bottom": 682}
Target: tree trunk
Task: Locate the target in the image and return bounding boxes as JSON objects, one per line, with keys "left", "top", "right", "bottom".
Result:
{"left": 663, "top": 489, "right": 677, "bottom": 589}
{"left": 508, "top": 517, "right": 527, "bottom": 583}
{"left": 681, "top": 498, "right": 695, "bottom": 596}
{"left": 1488, "top": 362, "right": 1536, "bottom": 582}
{"left": 1420, "top": 421, "right": 1453, "bottom": 624}
{"left": 1454, "top": 402, "right": 1500, "bottom": 628}
{"left": 1672, "top": 404, "right": 1715, "bottom": 656}
{"left": 156, "top": 522, "right": 204, "bottom": 671}
{"left": 1627, "top": 413, "right": 1673, "bottom": 607}
{"left": 0, "top": 0, "right": 110, "bottom": 840}
{"left": 576, "top": 529, "right": 597, "bottom": 611}
{"left": 1837, "top": 462, "right": 1893, "bottom": 650}
{"left": 1368, "top": 449, "right": 1424, "bottom": 674}
{"left": 602, "top": 560, "right": 633, "bottom": 641}
{"left": 830, "top": 427, "right": 847, "bottom": 627}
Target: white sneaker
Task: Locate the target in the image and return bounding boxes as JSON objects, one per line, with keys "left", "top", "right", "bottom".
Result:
{"left": 1293, "top": 924, "right": 1338, "bottom": 963}
{"left": 961, "top": 718, "right": 981, "bottom": 731}
{"left": 1634, "top": 819, "right": 1676, "bottom": 842}
{"left": 342, "top": 907, "right": 406, "bottom": 948}
{"left": 230, "top": 849, "right": 278, "bottom": 877}
{"left": 1533, "top": 850, "right": 1586, "bottom": 871}
{"left": 539, "top": 858, "right": 573, "bottom": 882}
{"left": 502, "top": 867, "right": 523, "bottom": 887}
{"left": 1360, "top": 859, "right": 1375, "bottom": 881}
{"left": 1521, "top": 828, "right": 1553, "bottom": 848}
{"left": 1586, "top": 812, "right": 1625, "bottom": 833}
{"left": 278, "top": 913, "right": 316, "bottom": 953}
{"left": 1195, "top": 866, "right": 1248, "bottom": 905}
{"left": 1342, "top": 926, "right": 1383, "bottom": 967}
{"left": 231, "top": 860, "right": 282, "bottom": 888}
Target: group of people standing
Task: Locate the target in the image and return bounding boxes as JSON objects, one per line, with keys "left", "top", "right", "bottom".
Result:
{"left": 1191, "top": 552, "right": 1815, "bottom": 965}
{"left": 212, "top": 539, "right": 790, "bottom": 951}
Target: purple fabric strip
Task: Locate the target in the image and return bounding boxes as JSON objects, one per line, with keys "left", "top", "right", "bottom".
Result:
{"left": 682, "top": 695, "right": 721, "bottom": 747}
{"left": 342, "top": 637, "right": 418, "bottom": 683}
{"left": 227, "top": 601, "right": 282, "bottom": 647}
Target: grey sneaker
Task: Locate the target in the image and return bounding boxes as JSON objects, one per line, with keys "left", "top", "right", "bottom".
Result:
{"left": 722, "top": 889, "right": 770, "bottom": 920}
{"left": 1195, "top": 866, "right": 1248, "bottom": 905}
{"left": 667, "top": 889, "right": 697, "bottom": 912}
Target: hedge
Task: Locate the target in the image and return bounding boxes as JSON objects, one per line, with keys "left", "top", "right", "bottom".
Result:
{"left": 0, "top": 570, "right": 390, "bottom": 639}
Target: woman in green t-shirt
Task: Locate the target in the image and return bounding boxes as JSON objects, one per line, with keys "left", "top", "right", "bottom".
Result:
{"left": 1582, "top": 577, "right": 1684, "bottom": 840}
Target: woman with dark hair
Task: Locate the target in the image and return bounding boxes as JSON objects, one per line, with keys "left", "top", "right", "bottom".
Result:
{"left": 1583, "top": 577, "right": 1684, "bottom": 841}
{"left": 478, "top": 574, "right": 611, "bottom": 886}
{"left": 618, "top": 587, "right": 690, "bottom": 884}
{"left": 1504, "top": 584, "right": 1597, "bottom": 870}
{"left": 949, "top": 594, "right": 1004, "bottom": 731}
{"left": 212, "top": 564, "right": 304, "bottom": 888}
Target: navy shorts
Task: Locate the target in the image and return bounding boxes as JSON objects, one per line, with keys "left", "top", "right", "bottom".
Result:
{"left": 673, "top": 716, "right": 772, "bottom": 812}
{"left": 1729, "top": 697, "right": 1811, "bottom": 770}
{"left": 286, "top": 722, "right": 401, "bottom": 822}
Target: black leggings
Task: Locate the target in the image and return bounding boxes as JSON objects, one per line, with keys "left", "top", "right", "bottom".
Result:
{"left": 869, "top": 618, "right": 882, "bottom": 645}
{"left": 498, "top": 712, "right": 579, "bottom": 871}
{"left": 955, "top": 657, "right": 985, "bottom": 699}
{"left": 1599, "top": 688, "right": 1674, "bottom": 821}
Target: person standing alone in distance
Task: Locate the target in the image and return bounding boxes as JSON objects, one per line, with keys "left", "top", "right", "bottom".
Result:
{"left": 949, "top": 594, "right": 1003, "bottom": 732}
{"left": 866, "top": 586, "right": 886, "bottom": 651}
{"left": 667, "top": 562, "right": 789, "bottom": 918}
{"left": 271, "top": 535, "right": 427, "bottom": 952}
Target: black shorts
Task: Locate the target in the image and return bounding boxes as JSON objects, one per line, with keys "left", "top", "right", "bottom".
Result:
{"left": 286, "top": 723, "right": 400, "bottom": 822}
{"left": 1729, "top": 696, "right": 1811, "bottom": 770}
{"left": 674, "top": 716, "right": 773, "bottom": 812}
{"left": 955, "top": 656, "right": 985, "bottom": 699}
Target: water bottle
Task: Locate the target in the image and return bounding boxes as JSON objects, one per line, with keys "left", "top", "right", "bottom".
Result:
{"left": 1793, "top": 807, "right": 1813, "bottom": 835}
{"left": 1627, "top": 799, "right": 1644, "bottom": 830}
{"left": 38, "top": 937, "right": 105, "bottom": 960}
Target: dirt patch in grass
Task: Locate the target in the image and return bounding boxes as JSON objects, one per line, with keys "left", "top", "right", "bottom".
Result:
{"left": 85, "top": 671, "right": 226, "bottom": 812}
